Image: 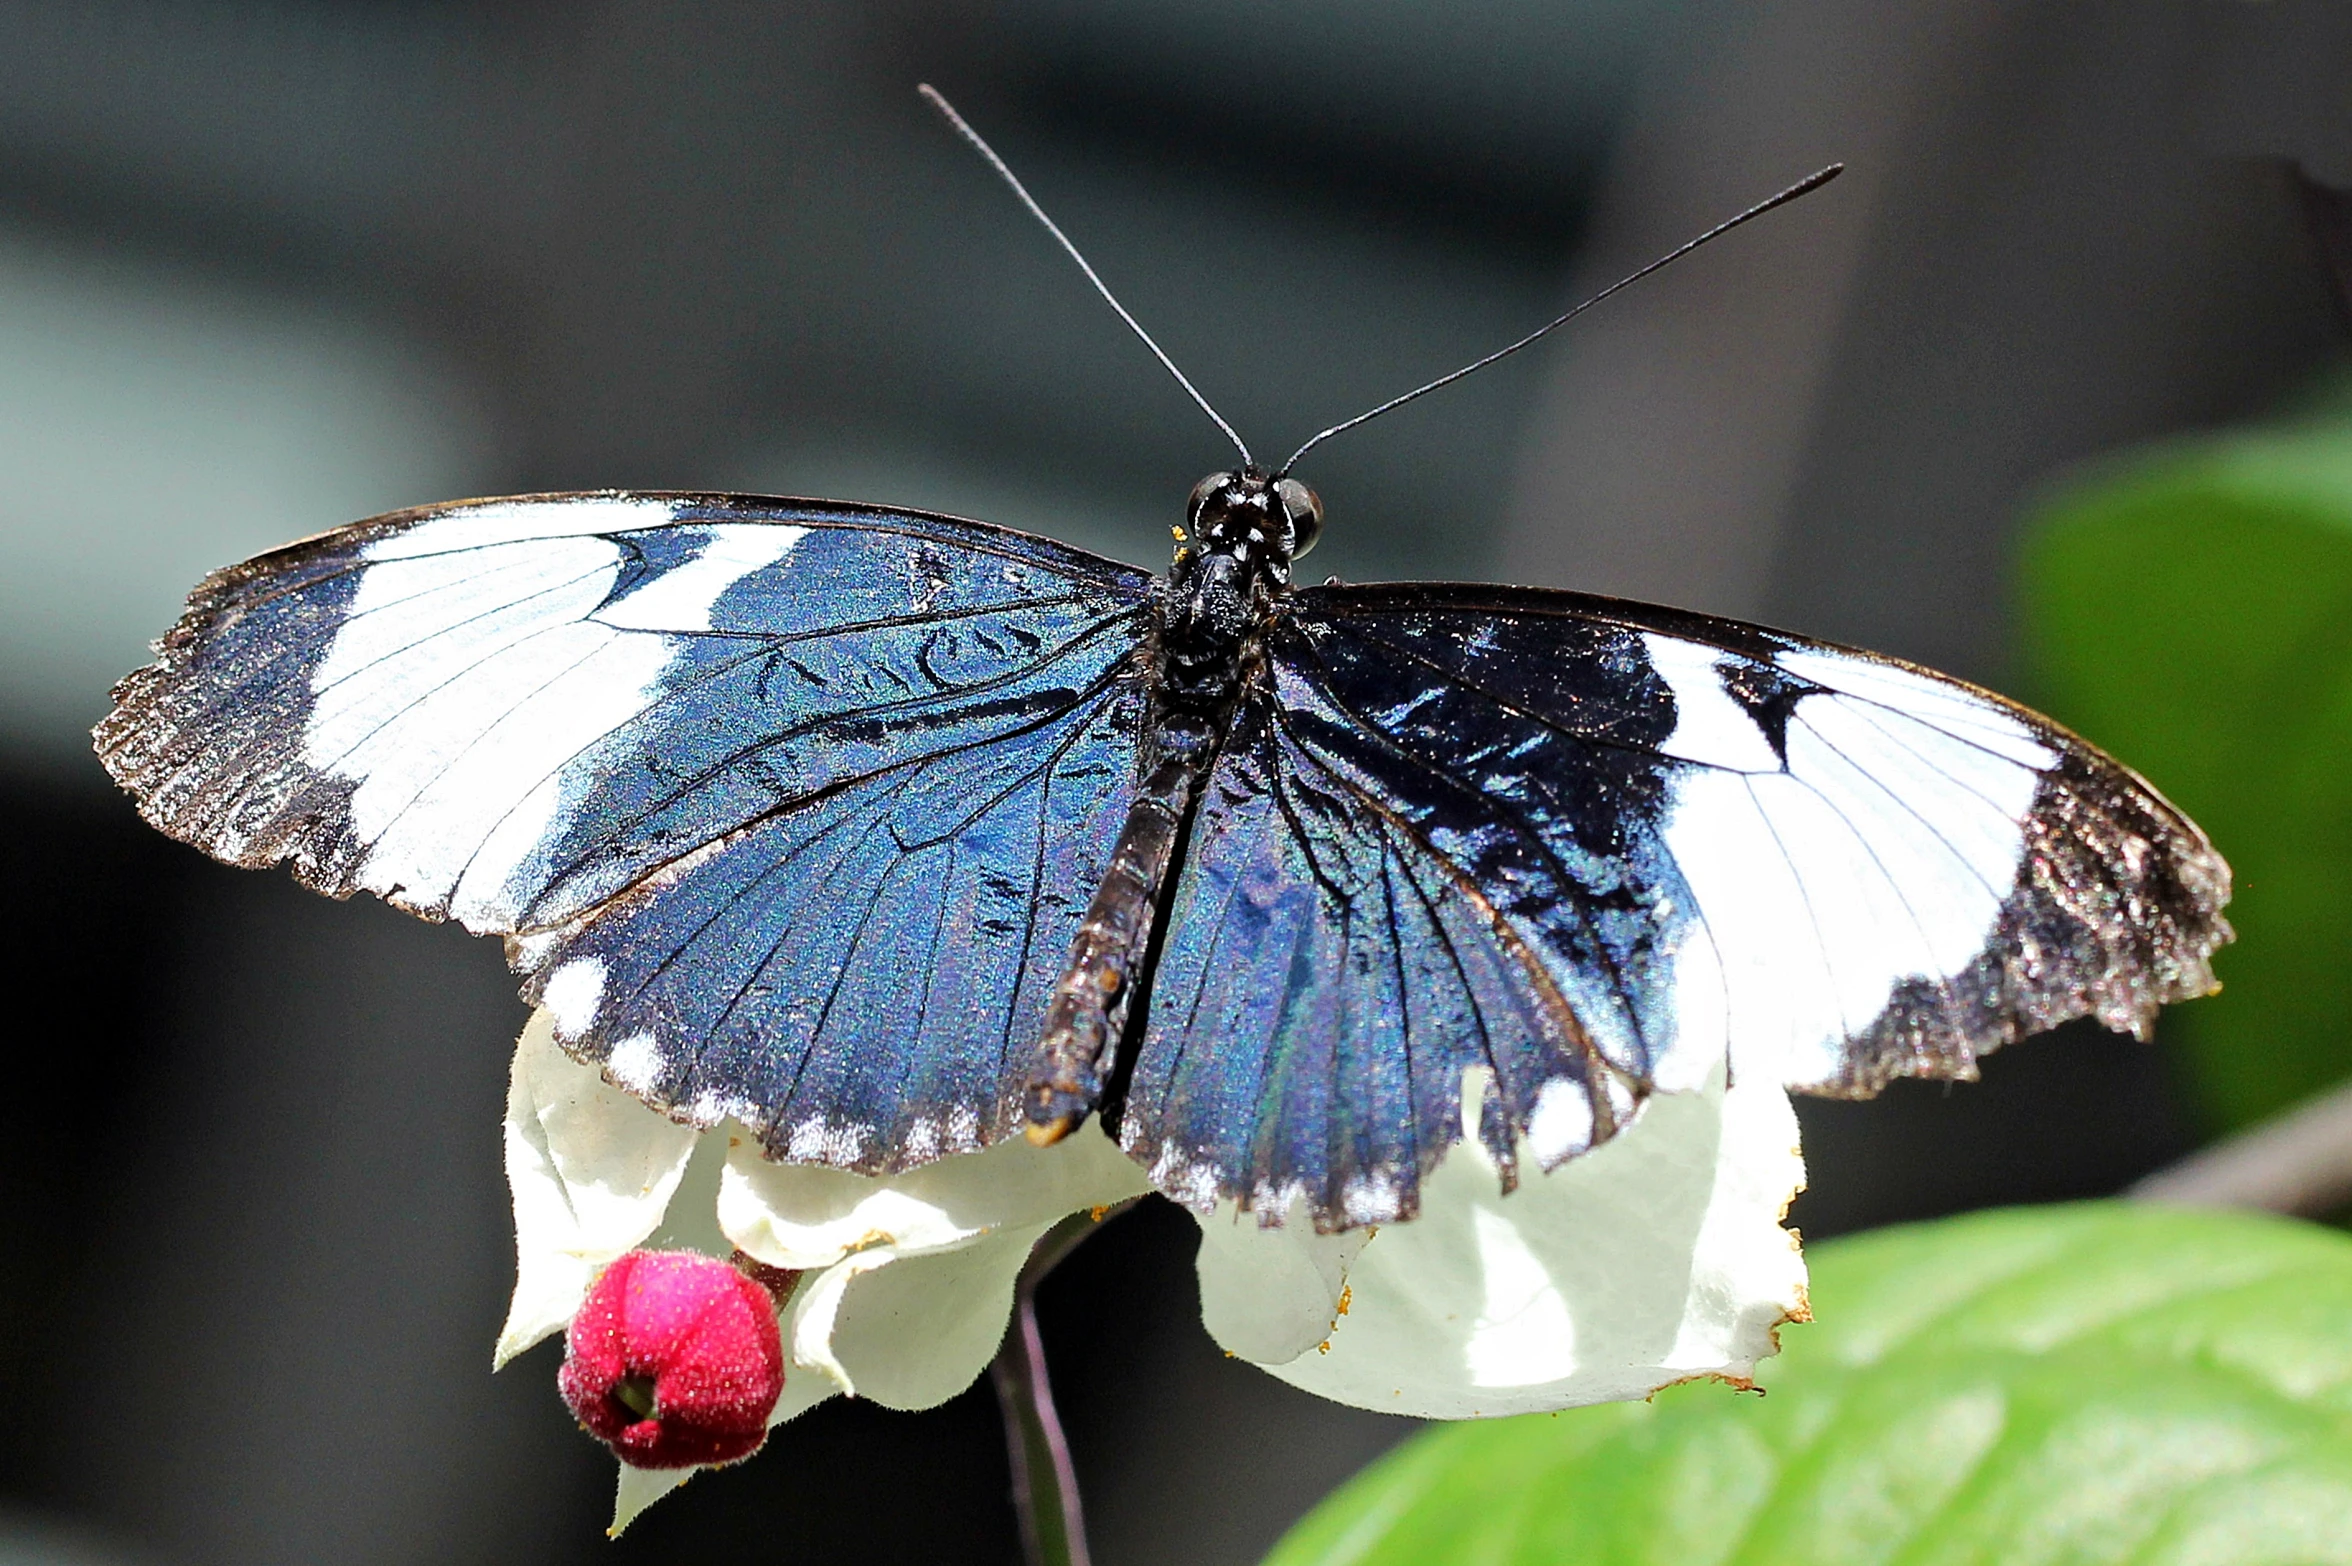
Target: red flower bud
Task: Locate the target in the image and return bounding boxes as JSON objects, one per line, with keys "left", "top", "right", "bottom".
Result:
{"left": 558, "top": 1250, "right": 785, "bottom": 1468}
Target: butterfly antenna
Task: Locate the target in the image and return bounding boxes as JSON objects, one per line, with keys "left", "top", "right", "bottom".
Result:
{"left": 1275, "top": 163, "right": 1844, "bottom": 477}
{"left": 920, "top": 85, "right": 1254, "bottom": 469}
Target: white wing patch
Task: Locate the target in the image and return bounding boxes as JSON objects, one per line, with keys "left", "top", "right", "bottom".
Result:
{"left": 1523, "top": 1077, "right": 1596, "bottom": 1165}
{"left": 1646, "top": 637, "right": 2057, "bottom": 1091}
{"left": 1777, "top": 648, "right": 2060, "bottom": 770}
{"left": 301, "top": 498, "right": 808, "bottom": 931}
{"left": 541, "top": 957, "right": 608, "bottom": 1042}
{"left": 606, "top": 1032, "right": 666, "bottom": 1095}
{"left": 1643, "top": 633, "right": 1782, "bottom": 772}
{"left": 596, "top": 524, "right": 807, "bottom": 632}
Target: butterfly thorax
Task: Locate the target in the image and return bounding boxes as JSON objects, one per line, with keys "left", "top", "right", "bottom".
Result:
{"left": 1153, "top": 469, "right": 1316, "bottom": 722}
{"left": 1023, "top": 468, "right": 1324, "bottom": 1147}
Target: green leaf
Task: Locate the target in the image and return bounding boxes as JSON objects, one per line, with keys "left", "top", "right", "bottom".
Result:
{"left": 1263, "top": 1204, "right": 2352, "bottom": 1566}
{"left": 2016, "top": 420, "right": 2352, "bottom": 1129}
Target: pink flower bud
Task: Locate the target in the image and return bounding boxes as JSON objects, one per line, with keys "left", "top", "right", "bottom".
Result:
{"left": 558, "top": 1250, "right": 785, "bottom": 1468}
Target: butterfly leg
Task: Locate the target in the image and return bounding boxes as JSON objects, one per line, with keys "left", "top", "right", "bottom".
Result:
{"left": 1025, "top": 751, "right": 1202, "bottom": 1145}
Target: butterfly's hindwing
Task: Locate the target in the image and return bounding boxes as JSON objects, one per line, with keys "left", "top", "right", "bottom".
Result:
{"left": 1273, "top": 599, "right": 1708, "bottom": 1094}
{"left": 1122, "top": 649, "right": 1636, "bottom": 1230}
{"left": 523, "top": 667, "right": 1152, "bottom": 1169}
{"left": 98, "top": 492, "right": 1158, "bottom": 1169}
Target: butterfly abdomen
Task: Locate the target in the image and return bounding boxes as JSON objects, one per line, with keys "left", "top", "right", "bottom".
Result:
{"left": 1025, "top": 752, "right": 1198, "bottom": 1143}
{"left": 1024, "top": 471, "right": 1310, "bottom": 1144}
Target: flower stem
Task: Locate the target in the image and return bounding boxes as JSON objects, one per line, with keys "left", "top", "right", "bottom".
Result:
{"left": 991, "top": 1201, "right": 1138, "bottom": 1566}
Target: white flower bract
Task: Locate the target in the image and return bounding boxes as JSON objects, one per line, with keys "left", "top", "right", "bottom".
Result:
{"left": 500, "top": 1010, "right": 1811, "bottom": 1531}
{"left": 718, "top": 1124, "right": 1153, "bottom": 1271}
{"left": 496, "top": 1010, "right": 699, "bottom": 1369}
{"left": 1192, "top": 1064, "right": 1809, "bottom": 1418}
{"left": 496, "top": 1009, "right": 1153, "bottom": 1535}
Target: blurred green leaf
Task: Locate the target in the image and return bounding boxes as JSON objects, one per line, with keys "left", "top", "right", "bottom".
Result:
{"left": 1263, "top": 1204, "right": 2352, "bottom": 1566}
{"left": 2017, "top": 420, "right": 2352, "bottom": 1130}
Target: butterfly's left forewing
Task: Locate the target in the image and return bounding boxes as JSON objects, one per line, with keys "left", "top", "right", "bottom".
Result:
{"left": 1125, "top": 583, "right": 2228, "bottom": 1228}
{"left": 98, "top": 492, "right": 1157, "bottom": 1170}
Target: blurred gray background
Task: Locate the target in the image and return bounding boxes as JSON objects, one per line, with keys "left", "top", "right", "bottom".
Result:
{"left": 1, "top": 3, "right": 2345, "bottom": 1564}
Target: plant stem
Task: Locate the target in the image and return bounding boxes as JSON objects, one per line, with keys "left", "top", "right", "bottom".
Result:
{"left": 2130, "top": 1077, "right": 2352, "bottom": 1216}
{"left": 991, "top": 1201, "right": 1138, "bottom": 1566}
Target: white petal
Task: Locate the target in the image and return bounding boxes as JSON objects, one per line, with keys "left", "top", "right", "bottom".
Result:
{"left": 787, "top": 1222, "right": 1053, "bottom": 1411}
{"left": 1253, "top": 1064, "right": 1807, "bottom": 1418}
{"left": 718, "top": 1122, "right": 1152, "bottom": 1270}
{"left": 640, "top": 1125, "right": 734, "bottom": 1257}
{"left": 495, "top": 1009, "right": 700, "bottom": 1367}
{"left": 609, "top": 1467, "right": 692, "bottom": 1538}
{"left": 1194, "top": 1201, "right": 1374, "bottom": 1365}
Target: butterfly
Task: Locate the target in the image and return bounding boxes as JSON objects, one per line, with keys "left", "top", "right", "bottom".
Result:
{"left": 92, "top": 472, "right": 2229, "bottom": 1228}
{"left": 91, "top": 94, "right": 2229, "bottom": 1235}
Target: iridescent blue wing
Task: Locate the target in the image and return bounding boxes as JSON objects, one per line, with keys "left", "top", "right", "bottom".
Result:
{"left": 1122, "top": 584, "right": 2229, "bottom": 1229}
{"left": 98, "top": 492, "right": 1156, "bottom": 1171}
{"left": 1116, "top": 672, "right": 1627, "bottom": 1228}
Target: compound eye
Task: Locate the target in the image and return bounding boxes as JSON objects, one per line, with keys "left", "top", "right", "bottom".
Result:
{"left": 1188, "top": 471, "right": 1235, "bottom": 523}
{"left": 1275, "top": 477, "right": 1324, "bottom": 558}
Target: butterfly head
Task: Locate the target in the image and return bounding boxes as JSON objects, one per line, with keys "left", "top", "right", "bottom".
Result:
{"left": 1180, "top": 469, "right": 1323, "bottom": 586}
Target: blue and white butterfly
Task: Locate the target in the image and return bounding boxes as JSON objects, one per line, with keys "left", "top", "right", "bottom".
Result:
{"left": 92, "top": 91, "right": 2229, "bottom": 1238}
{"left": 95, "top": 482, "right": 2228, "bottom": 1232}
